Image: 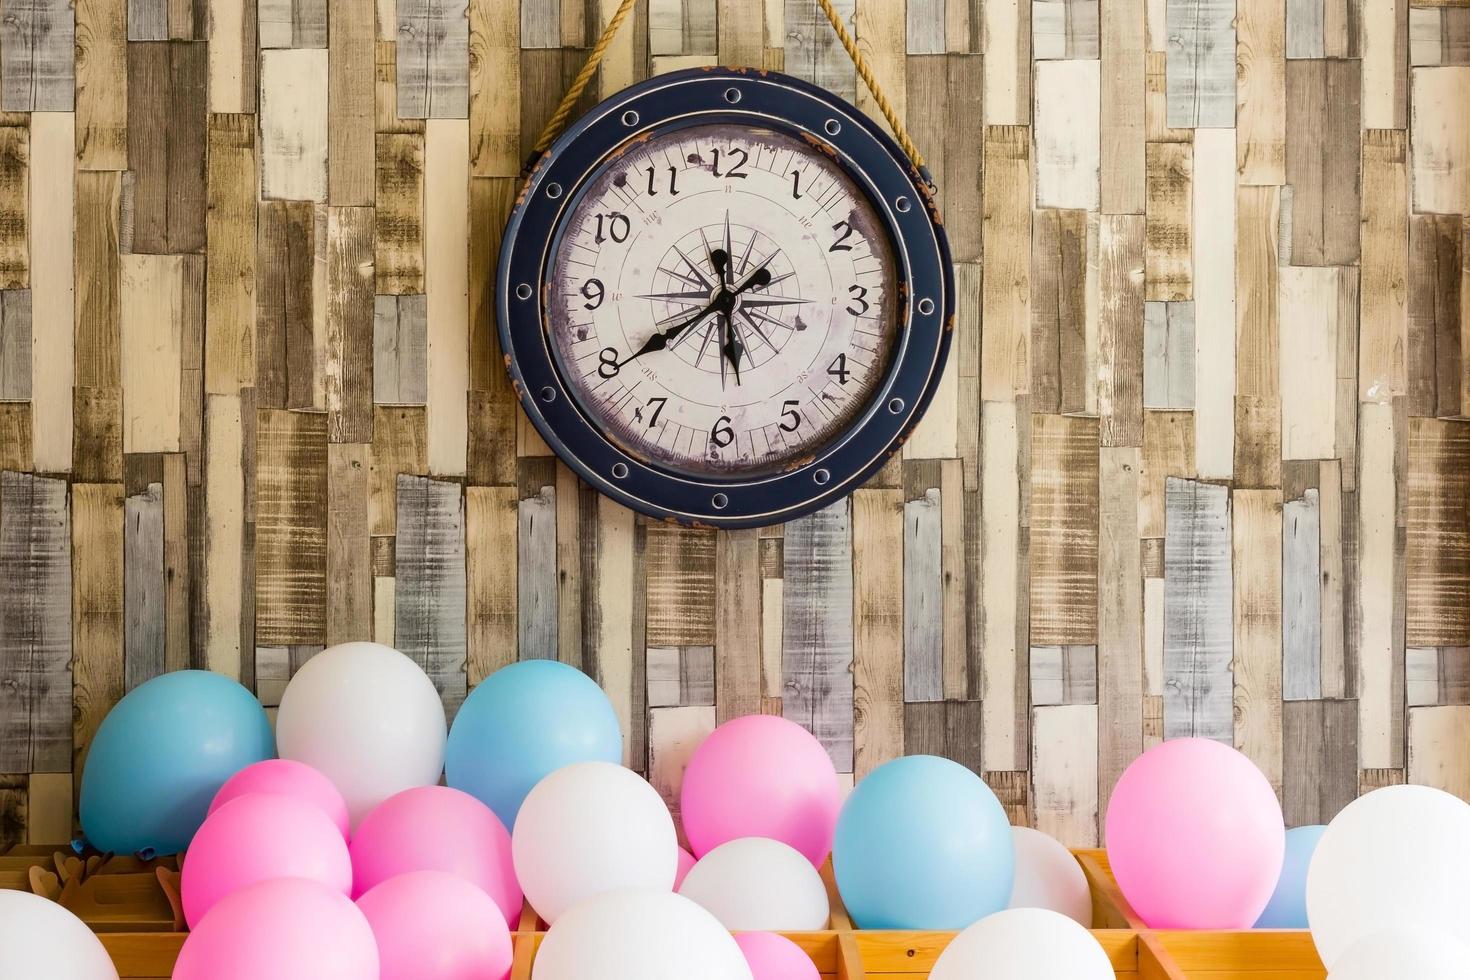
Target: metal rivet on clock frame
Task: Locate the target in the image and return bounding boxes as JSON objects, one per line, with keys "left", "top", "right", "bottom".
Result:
{"left": 723, "top": 87, "right": 741, "bottom": 104}
{"left": 813, "top": 468, "right": 831, "bottom": 485}
{"left": 515, "top": 283, "right": 533, "bottom": 300}
{"left": 888, "top": 397, "right": 905, "bottom": 414}
{"left": 711, "top": 492, "right": 729, "bottom": 510}
{"left": 917, "top": 298, "right": 935, "bottom": 315}
{"left": 612, "top": 462, "right": 629, "bottom": 479}
{"left": 824, "top": 119, "right": 841, "bottom": 136}
{"left": 545, "top": 182, "right": 563, "bottom": 199}
{"left": 896, "top": 196, "right": 911, "bottom": 213}
{"left": 539, "top": 386, "right": 556, "bottom": 403}
{"left": 621, "top": 110, "right": 639, "bottom": 126}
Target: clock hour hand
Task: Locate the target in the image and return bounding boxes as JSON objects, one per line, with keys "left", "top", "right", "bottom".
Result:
{"left": 619, "top": 291, "right": 731, "bottom": 367}
{"left": 719, "top": 311, "right": 744, "bottom": 386}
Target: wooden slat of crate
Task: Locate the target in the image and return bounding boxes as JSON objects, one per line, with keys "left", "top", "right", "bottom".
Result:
{"left": 1152, "top": 930, "right": 1325, "bottom": 978}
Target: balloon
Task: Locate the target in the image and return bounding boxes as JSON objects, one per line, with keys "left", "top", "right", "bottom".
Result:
{"left": 733, "top": 932, "right": 820, "bottom": 980}
{"left": 276, "top": 642, "right": 447, "bottom": 828}
{"left": 1307, "top": 784, "right": 1470, "bottom": 968}
{"left": 833, "top": 755, "right": 1013, "bottom": 929}
{"left": 446, "top": 660, "right": 622, "bottom": 829}
{"left": 1326, "top": 926, "right": 1470, "bottom": 980}
{"left": 209, "top": 759, "right": 351, "bottom": 840}
{"left": 1105, "top": 738, "right": 1284, "bottom": 929}
{"left": 680, "top": 715, "right": 841, "bottom": 866}
{"left": 0, "top": 890, "right": 119, "bottom": 980}
{"left": 1253, "top": 825, "right": 1325, "bottom": 928}
{"left": 674, "top": 847, "right": 696, "bottom": 890}
{"left": 181, "top": 792, "right": 352, "bottom": 927}
{"left": 929, "top": 908, "right": 1115, "bottom": 980}
{"left": 512, "top": 761, "right": 677, "bottom": 924}
{"left": 173, "top": 877, "right": 379, "bottom": 980}
{"left": 79, "top": 669, "right": 273, "bottom": 855}
{"left": 1009, "top": 826, "right": 1093, "bottom": 927}
{"left": 350, "top": 785, "right": 522, "bottom": 927}
{"left": 531, "top": 888, "right": 753, "bottom": 980}
{"left": 679, "top": 837, "right": 829, "bottom": 931}
{"left": 357, "top": 871, "right": 515, "bottom": 980}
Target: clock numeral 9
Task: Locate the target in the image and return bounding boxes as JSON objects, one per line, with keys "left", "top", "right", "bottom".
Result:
{"left": 846, "top": 284, "right": 869, "bottom": 316}
{"left": 581, "top": 278, "right": 605, "bottom": 310}
{"left": 779, "top": 400, "right": 802, "bottom": 433}
{"left": 827, "top": 353, "right": 851, "bottom": 384}
{"left": 593, "top": 212, "right": 631, "bottom": 245}
{"left": 597, "top": 347, "right": 620, "bottom": 379}
{"left": 711, "top": 415, "right": 735, "bottom": 448}
{"left": 711, "top": 147, "right": 749, "bottom": 179}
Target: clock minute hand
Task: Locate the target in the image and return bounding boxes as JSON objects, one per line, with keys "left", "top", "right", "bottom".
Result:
{"left": 619, "top": 291, "right": 730, "bottom": 367}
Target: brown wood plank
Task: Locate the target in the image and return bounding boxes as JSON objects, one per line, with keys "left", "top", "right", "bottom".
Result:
{"left": 127, "top": 42, "right": 206, "bottom": 254}
{"left": 1233, "top": 488, "right": 1284, "bottom": 795}
{"left": 370, "top": 405, "right": 427, "bottom": 536}
{"left": 72, "top": 483, "right": 122, "bottom": 796}
{"left": 854, "top": 488, "right": 903, "bottom": 777}
{"left": 466, "top": 485, "right": 517, "bottom": 683}
{"left": 1029, "top": 414, "right": 1100, "bottom": 645}
{"left": 1099, "top": 214, "right": 1145, "bottom": 448}
{"left": 645, "top": 524, "right": 717, "bottom": 648}
{"left": 1406, "top": 418, "right": 1470, "bottom": 647}
{"left": 254, "top": 409, "right": 328, "bottom": 647}
{"left": 395, "top": 475, "right": 467, "bottom": 714}
{"left": 325, "top": 207, "right": 375, "bottom": 443}
{"left": 1283, "top": 698, "right": 1359, "bottom": 825}
{"left": 1145, "top": 141, "right": 1191, "bottom": 302}
{"left": 1031, "top": 208, "right": 1089, "bottom": 415}
{"left": 326, "top": 443, "right": 371, "bottom": 644}
{"left": 255, "top": 201, "right": 318, "bottom": 410}
{"left": 327, "top": 0, "right": 373, "bottom": 205}
{"left": 715, "top": 529, "right": 761, "bottom": 723}
{"left": 375, "top": 134, "right": 425, "bottom": 296}
{"left": 1285, "top": 58, "right": 1361, "bottom": 267}
{"left": 0, "top": 126, "right": 26, "bottom": 293}
{"left": 205, "top": 114, "right": 257, "bottom": 394}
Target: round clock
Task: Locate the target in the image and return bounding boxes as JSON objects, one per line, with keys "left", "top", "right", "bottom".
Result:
{"left": 497, "top": 67, "right": 954, "bottom": 528}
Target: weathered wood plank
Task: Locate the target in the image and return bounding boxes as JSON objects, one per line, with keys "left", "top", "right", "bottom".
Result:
{"left": 1029, "top": 414, "right": 1100, "bottom": 645}
{"left": 1143, "top": 302, "right": 1195, "bottom": 410}
{"left": 1282, "top": 698, "right": 1358, "bottom": 826}
{"left": 516, "top": 458, "right": 556, "bottom": 661}
{"left": 424, "top": 119, "right": 469, "bottom": 477}
{"left": 1140, "top": 410, "right": 1195, "bottom": 540}
{"left": 326, "top": 443, "right": 371, "bottom": 645}
{"left": 0, "top": 290, "right": 30, "bottom": 400}
{"left": 120, "top": 256, "right": 189, "bottom": 453}
{"left": 395, "top": 474, "right": 467, "bottom": 714}
{"left": 1145, "top": 142, "right": 1191, "bottom": 302}
{"left": 327, "top": 0, "right": 373, "bottom": 206}
{"left": 162, "top": 453, "right": 189, "bottom": 671}
{"left": 1163, "top": 477, "right": 1233, "bottom": 742}
{"left": 468, "top": 0, "right": 518, "bottom": 175}
{"left": 374, "top": 294, "right": 428, "bottom": 406}
{"left": 1233, "top": 488, "right": 1284, "bottom": 794}
{"left": 783, "top": 0, "right": 856, "bottom": 98}
{"left": 1358, "top": 400, "right": 1405, "bottom": 768}
{"left": 1406, "top": 418, "right": 1470, "bottom": 647}
{"left": 1164, "top": 0, "right": 1235, "bottom": 127}
{"left": 74, "top": 170, "right": 121, "bottom": 395}
{"left": 1031, "top": 208, "right": 1091, "bottom": 415}
{"left": 71, "top": 484, "right": 120, "bottom": 801}
{"left": 1361, "top": 130, "right": 1409, "bottom": 403}
{"left": 981, "top": 400, "right": 1028, "bottom": 770}
{"left": 645, "top": 524, "right": 716, "bottom": 648}
{"left": 1362, "top": 0, "right": 1408, "bottom": 129}
{"left": 1098, "top": 446, "right": 1143, "bottom": 825}
{"left": 1287, "top": 0, "right": 1324, "bottom": 57}
{"left": 783, "top": 500, "right": 854, "bottom": 772}
{"left": 29, "top": 113, "right": 72, "bottom": 473}
{"left": 715, "top": 529, "right": 761, "bottom": 723}
{"left": 375, "top": 133, "right": 425, "bottom": 296}
{"left": 1408, "top": 215, "right": 1463, "bottom": 418}
{"left": 258, "top": 0, "right": 326, "bottom": 47}
{"left": 0, "top": 473, "right": 71, "bottom": 772}
{"left": 76, "top": 0, "right": 127, "bottom": 170}
{"left": 902, "top": 468, "right": 943, "bottom": 703}
{"left": 1284, "top": 489, "right": 1324, "bottom": 700}
{"left": 1032, "top": 704, "right": 1099, "bottom": 846}
{"left": 466, "top": 485, "right": 516, "bottom": 682}
{"left": 854, "top": 488, "right": 903, "bottom": 778}
{"left": 260, "top": 49, "right": 329, "bottom": 202}
{"left": 0, "top": 128, "right": 26, "bottom": 293}
{"left": 1408, "top": 705, "right": 1470, "bottom": 801}
{"left": 647, "top": 704, "right": 715, "bottom": 831}
{"left": 1, "top": 0, "right": 76, "bottom": 111}
{"left": 1032, "top": 0, "right": 1100, "bottom": 59}
{"left": 1034, "top": 59, "right": 1100, "bottom": 211}
{"left": 128, "top": 42, "right": 206, "bottom": 253}
{"left": 1031, "top": 645, "right": 1099, "bottom": 705}
{"left": 982, "top": 127, "right": 1033, "bottom": 400}
{"left": 369, "top": 405, "right": 426, "bottom": 535}
{"left": 0, "top": 403, "right": 32, "bottom": 471}
{"left": 1280, "top": 266, "right": 1344, "bottom": 460}
{"left": 1100, "top": 0, "right": 1145, "bottom": 213}
{"left": 325, "top": 207, "right": 375, "bottom": 443}
{"left": 1285, "top": 59, "right": 1361, "bottom": 267}
{"left": 255, "top": 409, "right": 328, "bottom": 646}
{"left": 255, "top": 201, "right": 317, "bottom": 410}
{"left": 205, "top": 114, "right": 257, "bottom": 394}
{"left": 1098, "top": 214, "right": 1145, "bottom": 447}
{"left": 124, "top": 481, "right": 165, "bottom": 691}
{"left": 397, "top": 0, "right": 470, "bottom": 117}
{"left": 208, "top": 0, "right": 256, "bottom": 112}
{"left": 1411, "top": 67, "right": 1470, "bottom": 214}
{"left": 982, "top": 0, "right": 1030, "bottom": 122}
{"left": 1193, "top": 127, "right": 1235, "bottom": 479}
{"left": 1236, "top": 0, "right": 1286, "bottom": 184}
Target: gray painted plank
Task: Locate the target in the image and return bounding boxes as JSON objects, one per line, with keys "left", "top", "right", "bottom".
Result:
{"left": 1284, "top": 490, "right": 1323, "bottom": 700}
{"left": 394, "top": 475, "right": 467, "bottom": 716}
{"left": 1443, "top": 648, "right": 1470, "bottom": 704}
{"left": 1033, "top": 0, "right": 1100, "bottom": 59}
{"left": 519, "top": 0, "right": 559, "bottom": 49}
{"left": 124, "top": 482, "right": 166, "bottom": 692}
{"left": 258, "top": 0, "right": 328, "bottom": 48}
{"left": 128, "top": 0, "right": 167, "bottom": 39}
{"left": 681, "top": 644, "right": 715, "bottom": 706}
{"left": 255, "top": 645, "right": 290, "bottom": 706}
{"left": 783, "top": 499, "right": 855, "bottom": 771}
{"left": 1283, "top": 698, "right": 1358, "bottom": 826}
{"left": 1164, "top": 0, "right": 1235, "bottom": 128}
{"left": 373, "top": 294, "right": 429, "bottom": 405}
{"left": 1407, "top": 647, "right": 1440, "bottom": 706}
{"left": 1031, "top": 646, "right": 1099, "bottom": 705}
{"left": 1286, "top": 0, "right": 1325, "bottom": 58}
{"left": 0, "top": 290, "right": 30, "bottom": 400}
{"left": 0, "top": 472, "right": 71, "bottom": 772}
{"left": 1143, "top": 301, "right": 1195, "bottom": 409}
{"left": 783, "top": 0, "right": 857, "bottom": 101}
{"left": 396, "top": 0, "right": 470, "bottom": 118}
{"left": 0, "top": 0, "right": 75, "bottom": 111}
{"left": 908, "top": 0, "right": 947, "bottom": 53}
{"left": 517, "top": 474, "right": 557, "bottom": 662}
{"left": 903, "top": 486, "right": 943, "bottom": 702}
{"left": 1163, "top": 477, "right": 1233, "bottom": 742}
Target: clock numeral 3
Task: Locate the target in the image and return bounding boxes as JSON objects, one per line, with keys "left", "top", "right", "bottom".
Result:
{"left": 711, "top": 415, "right": 735, "bottom": 448}
{"left": 846, "top": 284, "right": 869, "bottom": 316}
{"left": 593, "top": 212, "right": 631, "bottom": 245}
{"left": 827, "top": 353, "right": 851, "bottom": 384}
{"left": 711, "top": 147, "right": 749, "bottom": 179}
{"left": 829, "top": 220, "right": 856, "bottom": 252}
{"left": 598, "top": 347, "right": 620, "bottom": 378}
{"left": 779, "top": 400, "right": 802, "bottom": 433}
{"left": 644, "top": 166, "right": 679, "bottom": 197}
{"left": 582, "top": 278, "right": 605, "bottom": 310}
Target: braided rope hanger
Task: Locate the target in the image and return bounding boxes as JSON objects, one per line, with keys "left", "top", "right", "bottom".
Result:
{"left": 525, "top": 0, "right": 932, "bottom": 187}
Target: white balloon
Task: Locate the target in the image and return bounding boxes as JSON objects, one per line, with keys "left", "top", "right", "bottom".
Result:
{"left": 1307, "top": 785, "right": 1470, "bottom": 969}
{"left": 276, "top": 642, "right": 447, "bottom": 827}
{"left": 512, "top": 761, "right": 677, "bottom": 923}
{"left": 532, "top": 888, "right": 753, "bottom": 980}
{"left": 1327, "top": 926, "right": 1470, "bottom": 980}
{"left": 678, "top": 837, "right": 829, "bottom": 931}
{"left": 1008, "top": 826, "right": 1093, "bottom": 927}
{"left": 0, "top": 890, "right": 120, "bottom": 980}
{"left": 929, "top": 908, "right": 1113, "bottom": 980}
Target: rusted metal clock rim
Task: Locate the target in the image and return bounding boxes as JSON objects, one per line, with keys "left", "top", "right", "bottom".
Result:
{"left": 496, "top": 66, "right": 954, "bottom": 529}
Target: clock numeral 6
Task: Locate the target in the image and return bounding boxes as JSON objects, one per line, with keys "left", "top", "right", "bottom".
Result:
{"left": 593, "top": 212, "right": 631, "bottom": 245}
{"left": 846, "top": 284, "right": 869, "bottom": 316}
{"left": 582, "top": 278, "right": 605, "bottom": 310}
{"left": 711, "top": 415, "right": 735, "bottom": 448}
{"left": 827, "top": 353, "right": 851, "bottom": 385}
{"left": 779, "top": 400, "right": 802, "bottom": 433}
{"left": 598, "top": 347, "right": 620, "bottom": 379}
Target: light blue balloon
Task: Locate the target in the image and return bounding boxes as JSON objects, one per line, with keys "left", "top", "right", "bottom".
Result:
{"left": 79, "top": 670, "right": 274, "bottom": 856}
{"left": 1254, "top": 824, "right": 1326, "bottom": 928}
{"left": 445, "top": 660, "right": 622, "bottom": 829}
{"left": 834, "top": 755, "right": 1014, "bottom": 929}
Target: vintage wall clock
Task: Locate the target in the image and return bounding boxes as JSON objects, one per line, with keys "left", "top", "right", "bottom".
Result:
{"left": 497, "top": 66, "right": 954, "bottom": 528}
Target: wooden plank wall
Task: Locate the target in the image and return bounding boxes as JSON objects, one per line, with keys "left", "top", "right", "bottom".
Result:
{"left": 0, "top": 0, "right": 1466, "bottom": 849}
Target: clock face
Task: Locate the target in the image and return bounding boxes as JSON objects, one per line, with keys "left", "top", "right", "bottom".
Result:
{"left": 546, "top": 123, "right": 899, "bottom": 477}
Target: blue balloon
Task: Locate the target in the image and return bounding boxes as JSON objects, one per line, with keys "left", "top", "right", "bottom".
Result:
{"left": 79, "top": 670, "right": 274, "bottom": 856}
{"left": 1254, "top": 824, "right": 1326, "bottom": 928}
{"left": 834, "top": 755, "right": 1014, "bottom": 929}
{"left": 445, "top": 660, "right": 622, "bottom": 829}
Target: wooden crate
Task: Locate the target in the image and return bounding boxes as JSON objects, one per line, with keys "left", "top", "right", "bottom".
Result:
{"left": 1148, "top": 931, "right": 1326, "bottom": 979}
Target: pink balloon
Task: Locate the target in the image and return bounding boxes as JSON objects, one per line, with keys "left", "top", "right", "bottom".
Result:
{"left": 358, "top": 871, "right": 514, "bottom": 980}
{"left": 350, "top": 785, "right": 523, "bottom": 927}
{"left": 1105, "top": 738, "right": 1285, "bottom": 928}
{"left": 182, "top": 793, "right": 352, "bottom": 928}
{"left": 674, "top": 847, "right": 696, "bottom": 890}
{"left": 173, "top": 877, "right": 378, "bottom": 980}
{"left": 680, "top": 715, "right": 841, "bottom": 867}
{"left": 208, "top": 759, "right": 351, "bottom": 840}
{"left": 734, "top": 932, "right": 820, "bottom": 980}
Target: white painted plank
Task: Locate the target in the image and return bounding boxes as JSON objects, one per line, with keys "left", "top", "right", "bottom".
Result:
{"left": 1357, "top": 401, "right": 1402, "bottom": 769}
{"left": 1283, "top": 490, "right": 1323, "bottom": 700}
{"left": 1031, "top": 703, "right": 1099, "bottom": 847}
{"left": 259, "top": 49, "right": 329, "bottom": 202}
{"left": 29, "top": 113, "right": 73, "bottom": 473}
{"left": 1279, "top": 266, "right": 1340, "bottom": 460}
{"left": 424, "top": 119, "right": 469, "bottom": 476}
{"left": 1192, "top": 127, "right": 1236, "bottom": 480}
{"left": 1034, "top": 59, "right": 1101, "bottom": 210}
{"left": 120, "top": 255, "right": 184, "bottom": 453}
{"left": 1411, "top": 67, "right": 1470, "bottom": 215}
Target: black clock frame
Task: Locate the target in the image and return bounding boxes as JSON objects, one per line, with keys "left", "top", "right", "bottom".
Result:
{"left": 497, "top": 66, "right": 954, "bottom": 528}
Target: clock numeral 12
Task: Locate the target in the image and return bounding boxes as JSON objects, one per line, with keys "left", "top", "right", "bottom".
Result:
{"left": 711, "top": 147, "right": 749, "bottom": 179}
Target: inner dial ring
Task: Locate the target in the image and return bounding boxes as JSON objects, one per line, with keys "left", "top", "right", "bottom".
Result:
{"left": 547, "top": 122, "right": 898, "bottom": 478}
